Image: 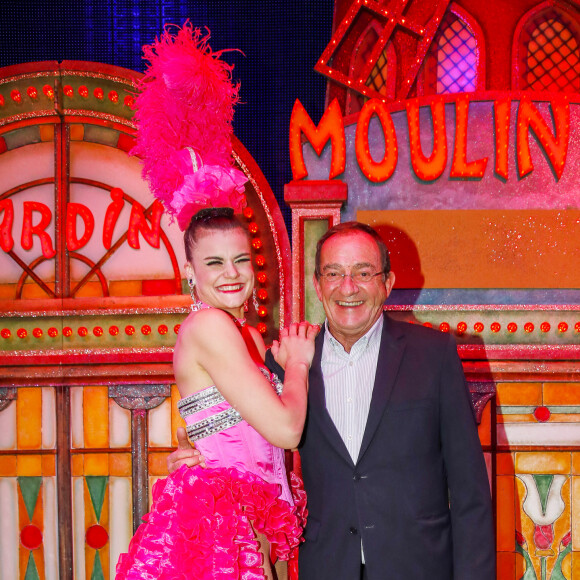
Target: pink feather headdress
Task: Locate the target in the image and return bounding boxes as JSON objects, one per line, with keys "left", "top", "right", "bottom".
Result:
{"left": 132, "top": 23, "right": 248, "bottom": 230}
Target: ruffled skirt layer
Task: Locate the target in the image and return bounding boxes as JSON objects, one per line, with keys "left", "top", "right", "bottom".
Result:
{"left": 116, "top": 465, "right": 307, "bottom": 579}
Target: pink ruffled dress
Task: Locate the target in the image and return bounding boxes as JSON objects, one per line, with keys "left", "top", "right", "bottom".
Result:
{"left": 116, "top": 368, "right": 307, "bottom": 579}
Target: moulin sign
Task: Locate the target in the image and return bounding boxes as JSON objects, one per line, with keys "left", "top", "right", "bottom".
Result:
{"left": 289, "top": 94, "right": 571, "bottom": 183}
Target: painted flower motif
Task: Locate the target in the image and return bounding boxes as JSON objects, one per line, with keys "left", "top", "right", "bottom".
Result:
{"left": 533, "top": 524, "right": 553, "bottom": 550}
{"left": 560, "top": 531, "right": 571, "bottom": 549}
{"left": 516, "top": 530, "right": 527, "bottom": 547}
{"left": 517, "top": 474, "right": 567, "bottom": 553}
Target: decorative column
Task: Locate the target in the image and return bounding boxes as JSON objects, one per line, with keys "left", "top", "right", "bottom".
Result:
{"left": 284, "top": 180, "right": 347, "bottom": 324}
{"left": 109, "top": 385, "right": 170, "bottom": 532}
{"left": 56, "top": 385, "right": 73, "bottom": 580}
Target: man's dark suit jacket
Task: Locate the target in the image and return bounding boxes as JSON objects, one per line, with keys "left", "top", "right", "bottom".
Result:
{"left": 267, "top": 313, "right": 495, "bottom": 580}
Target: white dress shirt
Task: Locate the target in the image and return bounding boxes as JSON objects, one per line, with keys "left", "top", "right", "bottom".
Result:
{"left": 322, "top": 315, "right": 383, "bottom": 462}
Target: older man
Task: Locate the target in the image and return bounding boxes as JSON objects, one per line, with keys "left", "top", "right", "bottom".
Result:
{"left": 169, "top": 221, "right": 495, "bottom": 580}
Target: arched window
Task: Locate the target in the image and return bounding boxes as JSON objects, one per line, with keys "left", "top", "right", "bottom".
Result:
{"left": 422, "top": 6, "right": 484, "bottom": 95}
{"left": 514, "top": 5, "right": 580, "bottom": 92}
{"left": 346, "top": 21, "right": 396, "bottom": 115}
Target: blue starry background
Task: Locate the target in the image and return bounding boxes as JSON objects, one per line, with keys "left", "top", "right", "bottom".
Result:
{"left": 0, "top": 0, "right": 334, "bottom": 233}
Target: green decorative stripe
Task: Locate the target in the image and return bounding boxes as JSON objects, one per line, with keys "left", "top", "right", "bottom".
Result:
{"left": 498, "top": 405, "right": 580, "bottom": 415}
{"left": 547, "top": 406, "right": 580, "bottom": 414}
{"left": 24, "top": 552, "right": 40, "bottom": 580}
{"left": 18, "top": 477, "right": 42, "bottom": 521}
{"left": 497, "top": 406, "right": 536, "bottom": 414}
{"left": 85, "top": 476, "right": 108, "bottom": 522}
{"left": 3, "top": 126, "right": 42, "bottom": 150}
{"left": 84, "top": 125, "right": 120, "bottom": 147}
{"left": 91, "top": 551, "right": 105, "bottom": 580}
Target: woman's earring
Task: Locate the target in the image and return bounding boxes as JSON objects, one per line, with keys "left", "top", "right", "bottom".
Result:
{"left": 252, "top": 288, "right": 259, "bottom": 312}
{"left": 188, "top": 279, "right": 202, "bottom": 312}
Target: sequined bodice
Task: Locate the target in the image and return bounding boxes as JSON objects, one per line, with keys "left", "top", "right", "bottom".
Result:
{"left": 176, "top": 368, "right": 292, "bottom": 503}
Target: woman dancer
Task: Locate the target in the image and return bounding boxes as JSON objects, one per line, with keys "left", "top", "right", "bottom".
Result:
{"left": 116, "top": 208, "right": 315, "bottom": 578}
{"left": 116, "top": 24, "right": 315, "bottom": 578}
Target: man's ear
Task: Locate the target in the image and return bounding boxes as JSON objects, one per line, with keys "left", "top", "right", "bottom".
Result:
{"left": 384, "top": 271, "right": 396, "bottom": 298}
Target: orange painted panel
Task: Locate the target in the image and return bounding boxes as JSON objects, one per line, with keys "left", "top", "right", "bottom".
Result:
{"left": 171, "top": 384, "right": 186, "bottom": 448}
{"left": 39, "top": 125, "right": 54, "bottom": 141}
{"left": 358, "top": 209, "right": 580, "bottom": 289}
{"left": 17, "top": 387, "right": 42, "bottom": 449}
{"left": 477, "top": 400, "right": 491, "bottom": 446}
{"left": 0, "top": 455, "right": 17, "bottom": 476}
{"left": 497, "top": 414, "right": 536, "bottom": 423}
{"left": 85, "top": 548, "right": 96, "bottom": 580}
{"left": 572, "top": 550, "right": 580, "bottom": 577}
{"left": 496, "top": 475, "right": 515, "bottom": 551}
{"left": 35, "top": 553, "right": 46, "bottom": 580}
{"left": 549, "top": 414, "right": 580, "bottom": 422}
{"left": 0, "top": 284, "right": 15, "bottom": 298}
{"left": 17, "top": 455, "right": 42, "bottom": 476}
{"left": 573, "top": 453, "right": 580, "bottom": 475}
{"left": 496, "top": 383, "right": 542, "bottom": 406}
{"left": 75, "top": 281, "right": 106, "bottom": 298}
{"left": 70, "top": 124, "right": 84, "bottom": 140}
{"left": 18, "top": 549, "right": 29, "bottom": 580}
{"left": 496, "top": 453, "right": 515, "bottom": 475}
{"left": 71, "top": 454, "right": 84, "bottom": 476}
{"left": 84, "top": 481, "right": 96, "bottom": 527}
{"left": 41, "top": 455, "right": 55, "bottom": 476}
{"left": 109, "top": 453, "right": 131, "bottom": 477}
{"left": 149, "top": 452, "right": 170, "bottom": 476}
{"left": 543, "top": 383, "right": 580, "bottom": 406}
{"left": 83, "top": 387, "right": 109, "bottom": 448}
{"left": 496, "top": 552, "right": 515, "bottom": 580}
{"left": 515, "top": 452, "right": 571, "bottom": 474}
{"left": 84, "top": 453, "right": 109, "bottom": 475}
{"left": 109, "top": 280, "right": 142, "bottom": 296}
{"left": 21, "top": 283, "right": 55, "bottom": 299}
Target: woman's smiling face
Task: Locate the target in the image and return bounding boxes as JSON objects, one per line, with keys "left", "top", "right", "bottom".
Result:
{"left": 187, "top": 227, "right": 254, "bottom": 318}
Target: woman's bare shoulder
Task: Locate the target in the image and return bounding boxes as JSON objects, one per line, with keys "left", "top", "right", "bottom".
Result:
{"left": 178, "top": 308, "right": 236, "bottom": 340}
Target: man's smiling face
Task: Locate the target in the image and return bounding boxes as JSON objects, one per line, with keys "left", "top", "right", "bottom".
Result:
{"left": 313, "top": 230, "right": 395, "bottom": 352}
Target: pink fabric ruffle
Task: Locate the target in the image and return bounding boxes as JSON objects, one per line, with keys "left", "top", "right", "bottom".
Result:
{"left": 116, "top": 465, "right": 307, "bottom": 579}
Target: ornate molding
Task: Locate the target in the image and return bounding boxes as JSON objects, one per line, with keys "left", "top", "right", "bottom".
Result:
{"left": 468, "top": 381, "right": 496, "bottom": 423}
{"left": 0, "top": 387, "right": 17, "bottom": 412}
{"left": 109, "top": 384, "right": 170, "bottom": 410}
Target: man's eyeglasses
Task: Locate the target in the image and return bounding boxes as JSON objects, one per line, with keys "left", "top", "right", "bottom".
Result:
{"left": 318, "top": 271, "right": 385, "bottom": 284}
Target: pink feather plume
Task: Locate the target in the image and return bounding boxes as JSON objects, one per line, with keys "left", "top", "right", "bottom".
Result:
{"left": 132, "top": 23, "right": 247, "bottom": 228}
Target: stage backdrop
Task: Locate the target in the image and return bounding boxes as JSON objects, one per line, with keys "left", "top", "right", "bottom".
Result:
{"left": 0, "top": 61, "right": 291, "bottom": 580}
{"left": 285, "top": 0, "right": 580, "bottom": 578}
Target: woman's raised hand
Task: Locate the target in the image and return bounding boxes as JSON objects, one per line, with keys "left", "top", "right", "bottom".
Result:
{"left": 271, "top": 322, "right": 319, "bottom": 370}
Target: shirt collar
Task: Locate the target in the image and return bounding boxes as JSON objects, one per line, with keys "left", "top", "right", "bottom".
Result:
{"left": 324, "top": 313, "right": 384, "bottom": 359}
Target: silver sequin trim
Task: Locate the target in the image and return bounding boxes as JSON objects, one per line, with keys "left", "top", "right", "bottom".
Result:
{"left": 179, "top": 368, "right": 283, "bottom": 441}
{"left": 177, "top": 386, "right": 224, "bottom": 418}
{"left": 186, "top": 407, "right": 242, "bottom": 441}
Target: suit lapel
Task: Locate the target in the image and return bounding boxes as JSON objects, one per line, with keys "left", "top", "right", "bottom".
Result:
{"left": 357, "top": 314, "right": 406, "bottom": 463}
{"left": 308, "top": 326, "right": 354, "bottom": 466}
